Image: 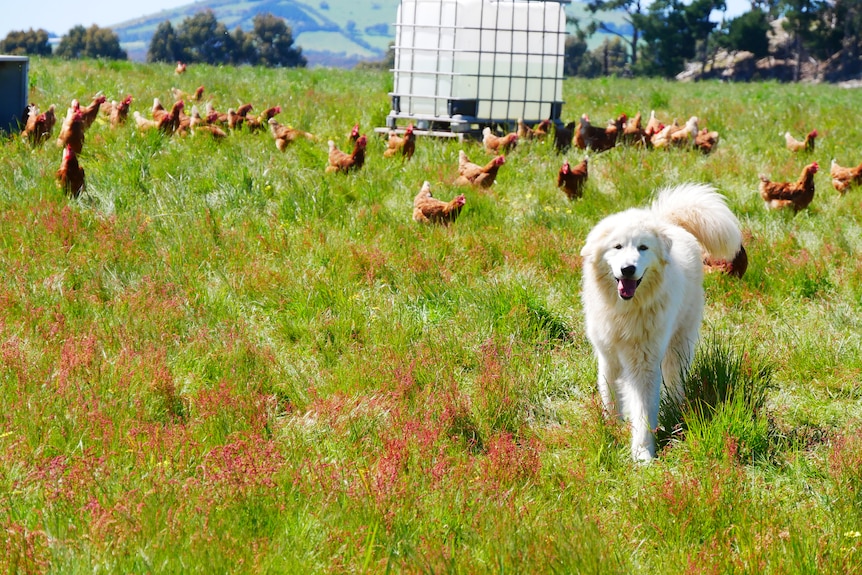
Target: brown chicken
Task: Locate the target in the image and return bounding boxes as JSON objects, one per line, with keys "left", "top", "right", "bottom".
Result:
{"left": 830, "top": 159, "right": 862, "bottom": 194}
{"left": 483, "top": 127, "right": 518, "bottom": 155}
{"left": 134, "top": 100, "right": 185, "bottom": 135}
{"left": 151, "top": 97, "right": 166, "bottom": 118}
{"left": 557, "top": 156, "right": 589, "bottom": 200}
{"left": 206, "top": 103, "right": 253, "bottom": 128}
{"left": 160, "top": 100, "right": 185, "bottom": 135}
{"left": 785, "top": 129, "right": 817, "bottom": 153}
{"left": 454, "top": 150, "right": 505, "bottom": 188}
{"left": 175, "top": 61, "right": 187, "bottom": 74}
{"left": 412, "top": 181, "right": 466, "bottom": 225}
{"left": 694, "top": 127, "right": 719, "bottom": 154}
{"left": 107, "top": 96, "right": 133, "bottom": 128}
{"left": 652, "top": 116, "right": 698, "bottom": 149}
{"left": 57, "top": 108, "right": 85, "bottom": 154}
{"left": 759, "top": 162, "right": 819, "bottom": 211}
{"left": 383, "top": 124, "right": 416, "bottom": 160}
{"left": 245, "top": 106, "right": 282, "bottom": 132}
{"left": 80, "top": 94, "right": 107, "bottom": 130}
{"left": 644, "top": 110, "right": 663, "bottom": 140}
{"left": 188, "top": 106, "right": 227, "bottom": 139}
{"left": 171, "top": 85, "right": 205, "bottom": 102}
{"left": 620, "top": 111, "right": 646, "bottom": 146}
{"left": 575, "top": 114, "right": 621, "bottom": 152}
{"left": 228, "top": 104, "right": 255, "bottom": 130}
{"left": 553, "top": 121, "right": 575, "bottom": 152}
{"left": 517, "top": 118, "right": 551, "bottom": 141}
{"left": 349, "top": 123, "right": 360, "bottom": 143}
{"left": 269, "top": 118, "right": 316, "bottom": 151}
{"left": 532, "top": 119, "right": 552, "bottom": 141}
{"left": 21, "top": 104, "right": 56, "bottom": 146}
{"left": 704, "top": 245, "right": 748, "bottom": 279}
{"left": 669, "top": 116, "right": 699, "bottom": 147}
{"left": 56, "top": 144, "right": 85, "bottom": 198}
{"left": 326, "top": 135, "right": 367, "bottom": 173}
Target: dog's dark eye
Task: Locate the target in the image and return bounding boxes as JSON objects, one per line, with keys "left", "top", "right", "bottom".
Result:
{"left": 614, "top": 244, "right": 622, "bottom": 250}
{"left": 638, "top": 245, "right": 648, "bottom": 251}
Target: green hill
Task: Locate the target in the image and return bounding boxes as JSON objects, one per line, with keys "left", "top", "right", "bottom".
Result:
{"left": 112, "top": 0, "right": 628, "bottom": 68}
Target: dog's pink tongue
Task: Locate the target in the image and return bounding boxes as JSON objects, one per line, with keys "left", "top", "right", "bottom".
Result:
{"left": 618, "top": 278, "right": 638, "bottom": 299}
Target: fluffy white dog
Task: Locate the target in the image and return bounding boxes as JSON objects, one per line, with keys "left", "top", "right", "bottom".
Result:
{"left": 580, "top": 183, "right": 742, "bottom": 461}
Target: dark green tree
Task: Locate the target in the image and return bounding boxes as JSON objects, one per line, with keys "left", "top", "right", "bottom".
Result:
{"left": 54, "top": 25, "right": 87, "bottom": 59}
{"left": 55, "top": 25, "right": 126, "bottom": 60}
{"left": 86, "top": 25, "right": 127, "bottom": 60}
{"left": 147, "top": 21, "right": 181, "bottom": 63}
{"left": 634, "top": 0, "right": 722, "bottom": 77}
{"left": 715, "top": 9, "right": 771, "bottom": 59}
{"left": 803, "top": 1, "right": 844, "bottom": 60}
{"left": 778, "top": 0, "right": 825, "bottom": 80}
{"left": 592, "top": 37, "right": 630, "bottom": 76}
{"left": 0, "top": 28, "right": 52, "bottom": 56}
{"left": 585, "top": 0, "right": 644, "bottom": 68}
{"left": 250, "top": 13, "right": 306, "bottom": 68}
{"left": 564, "top": 34, "right": 590, "bottom": 76}
{"left": 831, "top": 0, "right": 862, "bottom": 75}
{"left": 229, "top": 27, "right": 257, "bottom": 65}
{"left": 176, "top": 10, "right": 232, "bottom": 65}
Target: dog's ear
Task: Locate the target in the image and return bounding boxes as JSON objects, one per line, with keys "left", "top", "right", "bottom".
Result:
{"left": 580, "top": 223, "right": 609, "bottom": 259}
{"left": 657, "top": 230, "right": 673, "bottom": 262}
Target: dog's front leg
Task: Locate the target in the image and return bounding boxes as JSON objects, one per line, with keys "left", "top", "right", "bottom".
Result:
{"left": 626, "top": 368, "right": 662, "bottom": 462}
{"left": 596, "top": 353, "right": 623, "bottom": 419}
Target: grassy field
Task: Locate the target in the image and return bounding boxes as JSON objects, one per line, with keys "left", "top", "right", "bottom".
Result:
{"left": 2, "top": 57, "right": 862, "bottom": 573}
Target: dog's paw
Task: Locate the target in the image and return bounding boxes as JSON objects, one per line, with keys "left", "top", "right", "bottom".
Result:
{"left": 632, "top": 445, "right": 655, "bottom": 464}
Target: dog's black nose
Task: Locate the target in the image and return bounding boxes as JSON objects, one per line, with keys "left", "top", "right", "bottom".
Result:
{"left": 620, "top": 265, "right": 637, "bottom": 278}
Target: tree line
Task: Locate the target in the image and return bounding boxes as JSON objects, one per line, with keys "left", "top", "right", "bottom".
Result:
{"left": 0, "top": 10, "right": 305, "bottom": 68}
{"left": 566, "top": 0, "right": 861, "bottom": 80}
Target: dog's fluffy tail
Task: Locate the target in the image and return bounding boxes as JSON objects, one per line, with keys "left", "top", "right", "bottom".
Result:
{"left": 651, "top": 183, "right": 742, "bottom": 260}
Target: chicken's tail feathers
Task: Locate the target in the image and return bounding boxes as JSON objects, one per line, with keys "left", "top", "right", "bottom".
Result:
{"left": 651, "top": 183, "right": 742, "bottom": 261}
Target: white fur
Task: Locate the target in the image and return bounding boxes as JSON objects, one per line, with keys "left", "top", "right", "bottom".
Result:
{"left": 580, "top": 183, "right": 741, "bottom": 461}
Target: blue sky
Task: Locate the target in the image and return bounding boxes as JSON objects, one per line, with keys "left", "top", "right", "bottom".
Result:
{"left": 1, "top": 0, "right": 753, "bottom": 41}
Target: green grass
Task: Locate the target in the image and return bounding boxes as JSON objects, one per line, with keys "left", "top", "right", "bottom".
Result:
{"left": 3, "top": 56, "right": 862, "bottom": 573}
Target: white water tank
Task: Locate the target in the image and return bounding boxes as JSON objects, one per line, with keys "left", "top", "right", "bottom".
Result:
{"left": 387, "top": 0, "right": 568, "bottom": 134}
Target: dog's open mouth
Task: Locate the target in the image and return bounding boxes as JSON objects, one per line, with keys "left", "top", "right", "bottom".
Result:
{"left": 617, "top": 277, "right": 641, "bottom": 300}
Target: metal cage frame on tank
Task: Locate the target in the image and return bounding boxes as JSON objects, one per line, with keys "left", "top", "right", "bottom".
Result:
{"left": 377, "top": 0, "right": 570, "bottom": 140}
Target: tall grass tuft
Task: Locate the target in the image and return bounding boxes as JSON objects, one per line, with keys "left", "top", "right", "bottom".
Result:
{"left": 659, "top": 334, "right": 773, "bottom": 463}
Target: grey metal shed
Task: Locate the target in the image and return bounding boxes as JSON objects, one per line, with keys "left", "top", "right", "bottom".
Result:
{"left": 0, "top": 55, "right": 29, "bottom": 134}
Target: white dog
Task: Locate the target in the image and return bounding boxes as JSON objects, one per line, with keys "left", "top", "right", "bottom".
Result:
{"left": 580, "top": 183, "right": 742, "bottom": 461}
